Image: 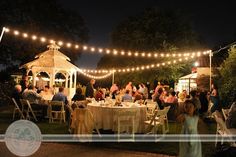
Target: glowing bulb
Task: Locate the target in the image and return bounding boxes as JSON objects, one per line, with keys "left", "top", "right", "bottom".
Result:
{"left": 122, "top": 69, "right": 126, "bottom": 72}
{"left": 179, "top": 58, "right": 182, "bottom": 61}
{"left": 166, "top": 54, "right": 170, "bottom": 57}
{"left": 172, "top": 54, "right": 176, "bottom": 57}
{"left": 128, "top": 52, "right": 132, "bottom": 56}
{"left": 4, "top": 27, "right": 10, "bottom": 32}
{"left": 121, "top": 51, "right": 125, "bottom": 55}
{"left": 67, "top": 43, "right": 71, "bottom": 47}
{"left": 98, "top": 48, "right": 103, "bottom": 53}
{"left": 91, "top": 47, "right": 95, "bottom": 51}
{"left": 136, "top": 67, "right": 140, "bottom": 70}
{"left": 162, "top": 63, "right": 165, "bottom": 66}
{"left": 23, "top": 33, "right": 28, "bottom": 38}
{"left": 131, "top": 68, "right": 135, "bottom": 71}
{"left": 135, "top": 52, "right": 139, "bottom": 56}
{"left": 58, "top": 41, "right": 63, "bottom": 46}
{"left": 75, "top": 45, "right": 79, "bottom": 49}
{"left": 161, "top": 54, "right": 164, "bottom": 57}
{"left": 40, "top": 37, "right": 46, "bottom": 42}
{"left": 113, "top": 50, "right": 117, "bottom": 55}
{"left": 141, "top": 66, "right": 144, "bottom": 70}
{"left": 168, "top": 61, "right": 171, "bottom": 64}
{"left": 118, "top": 69, "right": 121, "bottom": 72}
{"left": 127, "top": 68, "right": 130, "bottom": 71}
{"left": 178, "top": 54, "right": 182, "bottom": 57}
{"left": 106, "top": 49, "right": 110, "bottom": 54}
{"left": 49, "top": 39, "right": 55, "bottom": 43}
{"left": 154, "top": 53, "right": 158, "bottom": 57}
{"left": 194, "top": 62, "right": 199, "bottom": 67}
{"left": 173, "top": 60, "right": 176, "bottom": 63}
{"left": 14, "top": 30, "right": 19, "bottom": 35}
{"left": 142, "top": 53, "right": 145, "bottom": 57}
{"left": 83, "top": 46, "right": 88, "bottom": 50}
{"left": 146, "top": 65, "right": 150, "bottom": 69}
{"left": 156, "top": 64, "right": 160, "bottom": 67}
{"left": 151, "top": 64, "right": 154, "bottom": 68}
{"left": 148, "top": 53, "right": 151, "bottom": 57}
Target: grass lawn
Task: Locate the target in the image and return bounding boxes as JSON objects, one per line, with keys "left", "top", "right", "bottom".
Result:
{"left": 0, "top": 105, "right": 217, "bottom": 157}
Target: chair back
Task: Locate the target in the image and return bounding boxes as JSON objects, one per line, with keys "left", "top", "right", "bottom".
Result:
{"left": 19, "top": 99, "right": 38, "bottom": 121}
{"left": 222, "top": 108, "right": 229, "bottom": 120}
{"left": 12, "top": 98, "right": 21, "bottom": 110}
{"left": 71, "top": 108, "right": 95, "bottom": 134}
{"left": 50, "top": 101, "right": 64, "bottom": 111}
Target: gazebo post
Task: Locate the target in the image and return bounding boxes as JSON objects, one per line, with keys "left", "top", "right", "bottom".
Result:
{"left": 74, "top": 71, "right": 77, "bottom": 88}
{"left": 32, "top": 70, "right": 37, "bottom": 87}
{"left": 65, "top": 73, "right": 69, "bottom": 88}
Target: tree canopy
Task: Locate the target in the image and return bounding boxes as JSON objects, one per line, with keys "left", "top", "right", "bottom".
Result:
{"left": 97, "top": 8, "right": 204, "bottom": 85}
{"left": 219, "top": 45, "right": 236, "bottom": 105}
{"left": 0, "top": 0, "right": 89, "bottom": 68}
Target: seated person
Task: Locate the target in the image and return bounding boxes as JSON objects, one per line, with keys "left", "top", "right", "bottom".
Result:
{"left": 165, "top": 91, "right": 178, "bottom": 104}
{"left": 122, "top": 90, "right": 133, "bottom": 102}
{"left": 40, "top": 85, "right": 53, "bottom": 101}
{"left": 72, "top": 87, "right": 85, "bottom": 102}
{"left": 226, "top": 96, "right": 236, "bottom": 129}
{"left": 95, "top": 89, "right": 104, "bottom": 101}
{"left": 190, "top": 90, "right": 201, "bottom": 110}
{"left": 12, "top": 84, "right": 23, "bottom": 107}
{"left": 22, "top": 85, "right": 42, "bottom": 103}
{"left": 133, "top": 91, "right": 143, "bottom": 102}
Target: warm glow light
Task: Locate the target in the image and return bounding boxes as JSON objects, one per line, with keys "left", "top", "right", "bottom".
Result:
{"left": 32, "top": 35, "right": 37, "bottom": 40}
{"left": 148, "top": 53, "right": 151, "bottom": 57}
{"left": 67, "top": 43, "right": 71, "bottom": 47}
{"left": 161, "top": 54, "right": 164, "bottom": 57}
{"left": 23, "top": 33, "right": 28, "bottom": 38}
{"left": 135, "top": 52, "right": 139, "bottom": 56}
{"left": 106, "top": 49, "right": 110, "bottom": 54}
{"left": 75, "top": 45, "right": 79, "bottom": 49}
{"left": 91, "top": 47, "right": 95, "bottom": 51}
{"left": 128, "top": 52, "right": 132, "bottom": 56}
{"left": 58, "top": 41, "right": 63, "bottom": 46}
{"left": 4, "top": 27, "right": 10, "bottom": 32}
{"left": 40, "top": 37, "right": 46, "bottom": 42}
{"left": 142, "top": 53, "right": 145, "bottom": 57}
{"left": 14, "top": 30, "right": 19, "bottom": 35}
{"left": 98, "top": 48, "right": 103, "bottom": 53}
{"left": 121, "top": 51, "right": 125, "bottom": 55}
{"left": 83, "top": 46, "right": 88, "bottom": 50}
{"left": 113, "top": 50, "right": 117, "bottom": 55}
{"left": 194, "top": 62, "right": 199, "bottom": 67}
{"left": 154, "top": 53, "right": 158, "bottom": 57}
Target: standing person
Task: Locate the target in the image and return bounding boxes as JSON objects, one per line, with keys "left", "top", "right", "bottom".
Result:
{"left": 85, "top": 79, "right": 96, "bottom": 98}
{"left": 178, "top": 100, "right": 202, "bottom": 157}
{"left": 210, "top": 83, "right": 220, "bottom": 113}
{"left": 199, "top": 90, "right": 209, "bottom": 114}
{"left": 125, "top": 82, "right": 133, "bottom": 95}
{"left": 110, "top": 83, "right": 119, "bottom": 99}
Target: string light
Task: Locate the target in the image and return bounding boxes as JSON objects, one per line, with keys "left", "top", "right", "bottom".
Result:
{"left": 77, "top": 69, "right": 113, "bottom": 79}
{"left": 3, "top": 27, "right": 211, "bottom": 58}
{"left": 80, "top": 54, "right": 200, "bottom": 74}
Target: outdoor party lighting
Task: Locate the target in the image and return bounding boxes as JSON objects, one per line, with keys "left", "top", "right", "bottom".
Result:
{"left": 194, "top": 61, "right": 199, "bottom": 67}
{"left": 3, "top": 26, "right": 211, "bottom": 60}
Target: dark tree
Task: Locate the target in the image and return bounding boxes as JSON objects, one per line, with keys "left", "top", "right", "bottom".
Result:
{"left": 0, "top": 0, "right": 89, "bottom": 68}
{"left": 97, "top": 8, "right": 204, "bottom": 85}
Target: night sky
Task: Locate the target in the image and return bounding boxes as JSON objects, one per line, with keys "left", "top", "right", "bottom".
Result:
{"left": 58, "top": 0, "right": 236, "bottom": 69}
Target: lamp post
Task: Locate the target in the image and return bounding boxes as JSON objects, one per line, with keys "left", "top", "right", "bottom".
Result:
{"left": 209, "top": 50, "right": 213, "bottom": 91}
{"left": 0, "top": 27, "right": 6, "bottom": 43}
{"left": 112, "top": 69, "right": 115, "bottom": 85}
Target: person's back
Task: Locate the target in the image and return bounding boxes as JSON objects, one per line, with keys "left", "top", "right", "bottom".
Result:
{"left": 122, "top": 90, "right": 132, "bottom": 102}
{"left": 22, "top": 85, "right": 42, "bottom": 102}
{"left": 72, "top": 88, "right": 85, "bottom": 101}
{"left": 85, "top": 79, "right": 95, "bottom": 98}
{"left": 52, "top": 87, "right": 68, "bottom": 105}
{"left": 12, "top": 85, "right": 22, "bottom": 105}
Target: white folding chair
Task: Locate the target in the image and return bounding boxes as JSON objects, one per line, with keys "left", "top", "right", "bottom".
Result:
{"left": 49, "top": 101, "right": 66, "bottom": 123}
{"left": 214, "top": 112, "right": 236, "bottom": 147}
{"left": 146, "top": 101, "right": 157, "bottom": 120}
{"left": 20, "top": 99, "right": 38, "bottom": 121}
{"left": 222, "top": 108, "right": 230, "bottom": 120}
{"left": 12, "top": 98, "right": 25, "bottom": 120}
{"left": 115, "top": 108, "right": 137, "bottom": 141}
{"left": 145, "top": 106, "right": 170, "bottom": 134}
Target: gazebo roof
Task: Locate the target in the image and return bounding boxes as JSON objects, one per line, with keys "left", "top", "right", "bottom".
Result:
{"left": 20, "top": 43, "right": 79, "bottom": 70}
{"left": 179, "top": 73, "right": 197, "bottom": 79}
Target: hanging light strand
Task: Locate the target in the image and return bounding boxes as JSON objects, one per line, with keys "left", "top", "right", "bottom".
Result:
{"left": 80, "top": 54, "right": 199, "bottom": 74}
{"left": 3, "top": 27, "right": 211, "bottom": 58}
{"left": 77, "top": 69, "right": 113, "bottom": 79}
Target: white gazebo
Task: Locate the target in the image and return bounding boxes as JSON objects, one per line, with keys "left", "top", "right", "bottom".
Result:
{"left": 20, "top": 42, "right": 78, "bottom": 98}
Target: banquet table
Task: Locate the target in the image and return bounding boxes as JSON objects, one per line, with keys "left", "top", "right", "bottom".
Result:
{"left": 87, "top": 101, "right": 147, "bottom": 133}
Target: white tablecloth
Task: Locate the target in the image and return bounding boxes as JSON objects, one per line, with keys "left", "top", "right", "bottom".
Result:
{"left": 87, "top": 102, "right": 147, "bottom": 133}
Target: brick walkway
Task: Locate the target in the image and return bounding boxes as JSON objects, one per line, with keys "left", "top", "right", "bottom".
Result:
{"left": 0, "top": 142, "right": 176, "bottom": 157}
